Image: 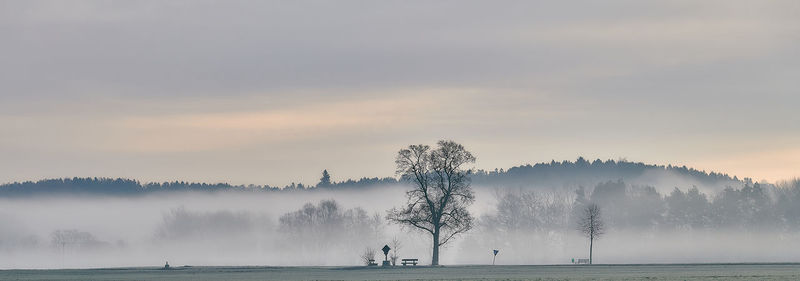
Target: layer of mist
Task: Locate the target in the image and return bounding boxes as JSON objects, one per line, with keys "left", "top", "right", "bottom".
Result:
{"left": 2, "top": 178, "right": 800, "bottom": 268}
{"left": 0, "top": 188, "right": 408, "bottom": 268}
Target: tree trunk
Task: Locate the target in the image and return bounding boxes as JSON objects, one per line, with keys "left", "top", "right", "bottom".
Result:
{"left": 589, "top": 237, "right": 593, "bottom": 265}
{"left": 432, "top": 228, "right": 440, "bottom": 266}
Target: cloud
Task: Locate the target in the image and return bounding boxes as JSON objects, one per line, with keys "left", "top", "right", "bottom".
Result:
{"left": 112, "top": 93, "right": 435, "bottom": 152}
{"left": 2, "top": 1, "right": 797, "bottom": 99}
{"left": 0, "top": 1, "right": 798, "bottom": 184}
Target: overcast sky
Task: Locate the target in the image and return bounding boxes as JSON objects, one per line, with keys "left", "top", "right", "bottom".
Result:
{"left": 1, "top": 0, "right": 798, "bottom": 186}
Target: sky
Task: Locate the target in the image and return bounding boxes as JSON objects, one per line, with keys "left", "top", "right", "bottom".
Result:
{"left": 1, "top": 0, "right": 798, "bottom": 186}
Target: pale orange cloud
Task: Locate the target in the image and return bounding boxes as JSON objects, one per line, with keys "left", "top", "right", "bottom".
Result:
{"left": 110, "top": 91, "right": 466, "bottom": 152}
{"left": 691, "top": 147, "right": 800, "bottom": 183}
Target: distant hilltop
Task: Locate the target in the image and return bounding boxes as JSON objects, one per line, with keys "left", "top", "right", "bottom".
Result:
{"left": 470, "top": 157, "right": 748, "bottom": 194}
{"left": 0, "top": 158, "right": 759, "bottom": 197}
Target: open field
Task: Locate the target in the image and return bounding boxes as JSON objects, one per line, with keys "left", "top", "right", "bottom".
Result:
{"left": 4, "top": 264, "right": 800, "bottom": 280}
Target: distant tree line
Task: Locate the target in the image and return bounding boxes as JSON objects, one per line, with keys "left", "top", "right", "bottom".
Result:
{"left": 0, "top": 176, "right": 397, "bottom": 196}
{"left": 51, "top": 229, "right": 109, "bottom": 253}
{"left": 0, "top": 158, "right": 754, "bottom": 196}
{"left": 481, "top": 178, "right": 800, "bottom": 233}
{"left": 471, "top": 157, "right": 745, "bottom": 191}
{"left": 155, "top": 207, "right": 270, "bottom": 241}
{"left": 461, "top": 178, "right": 800, "bottom": 264}
{"left": 278, "top": 200, "right": 383, "bottom": 264}
{"left": 0, "top": 177, "right": 260, "bottom": 196}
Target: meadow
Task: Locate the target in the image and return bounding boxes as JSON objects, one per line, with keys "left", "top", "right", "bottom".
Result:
{"left": 4, "top": 264, "right": 800, "bottom": 281}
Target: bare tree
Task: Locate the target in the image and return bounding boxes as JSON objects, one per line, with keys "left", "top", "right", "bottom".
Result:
{"left": 360, "top": 247, "right": 376, "bottom": 265}
{"left": 387, "top": 140, "right": 476, "bottom": 265}
{"left": 389, "top": 236, "right": 402, "bottom": 266}
{"left": 577, "top": 203, "right": 605, "bottom": 264}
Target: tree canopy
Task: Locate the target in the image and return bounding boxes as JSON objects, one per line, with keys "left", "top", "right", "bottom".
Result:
{"left": 387, "top": 140, "right": 476, "bottom": 265}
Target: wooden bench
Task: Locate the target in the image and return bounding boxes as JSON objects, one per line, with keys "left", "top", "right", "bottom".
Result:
{"left": 572, "top": 258, "right": 590, "bottom": 264}
{"left": 401, "top": 258, "right": 418, "bottom": 266}
{"left": 367, "top": 259, "right": 378, "bottom": 266}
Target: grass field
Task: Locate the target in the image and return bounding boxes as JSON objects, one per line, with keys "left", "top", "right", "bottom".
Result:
{"left": 3, "top": 264, "right": 800, "bottom": 280}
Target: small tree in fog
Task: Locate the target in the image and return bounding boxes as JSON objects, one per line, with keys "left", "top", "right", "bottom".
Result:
{"left": 387, "top": 140, "right": 476, "bottom": 266}
{"left": 389, "top": 236, "right": 402, "bottom": 266}
{"left": 577, "top": 203, "right": 605, "bottom": 264}
{"left": 360, "top": 247, "right": 376, "bottom": 265}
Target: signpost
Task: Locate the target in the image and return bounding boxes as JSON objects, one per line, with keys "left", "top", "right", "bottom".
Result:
{"left": 382, "top": 245, "right": 391, "bottom": 266}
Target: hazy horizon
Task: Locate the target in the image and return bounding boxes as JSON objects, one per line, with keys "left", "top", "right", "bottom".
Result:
{"left": 0, "top": 156, "right": 779, "bottom": 188}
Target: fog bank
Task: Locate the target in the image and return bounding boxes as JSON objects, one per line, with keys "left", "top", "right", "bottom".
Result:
{"left": 2, "top": 184, "right": 800, "bottom": 269}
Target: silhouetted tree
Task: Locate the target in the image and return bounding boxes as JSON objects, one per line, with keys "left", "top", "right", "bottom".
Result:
{"left": 387, "top": 140, "right": 476, "bottom": 266}
{"left": 318, "top": 170, "right": 332, "bottom": 187}
{"left": 577, "top": 203, "right": 604, "bottom": 264}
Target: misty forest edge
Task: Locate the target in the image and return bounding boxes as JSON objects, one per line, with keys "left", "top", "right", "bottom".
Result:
{"left": 4, "top": 140, "right": 800, "bottom": 267}
{"left": 0, "top": 157, "right": 765, "bottom": 196}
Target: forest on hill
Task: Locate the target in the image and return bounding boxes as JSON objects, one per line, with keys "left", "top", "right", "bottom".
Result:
{"left": 0, "top": 158, "right": 759, "bottom": 196}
